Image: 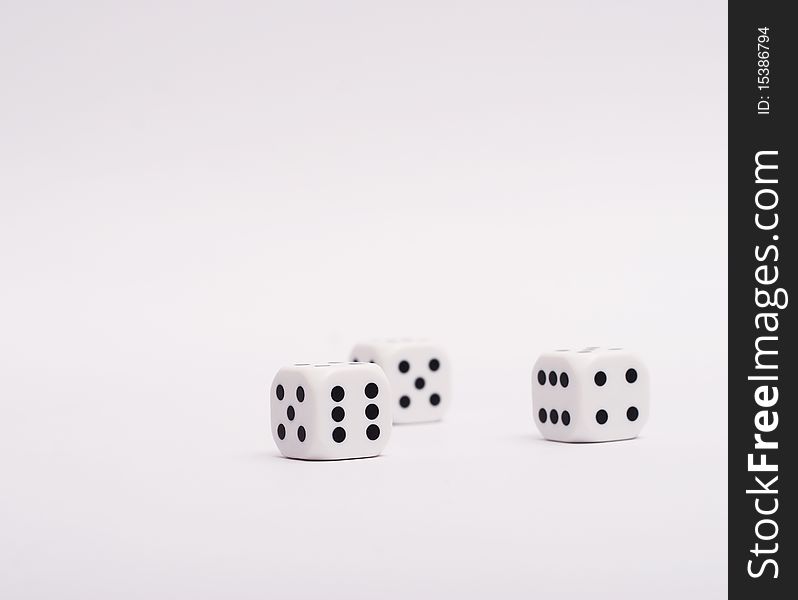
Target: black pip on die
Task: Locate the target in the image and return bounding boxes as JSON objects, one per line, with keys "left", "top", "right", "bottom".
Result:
{"left": 350, "top": 340, "right": 451, "bottom": 424}
{"left": 270, "top": 362, "right": 392, "bottom": 460}
{"left": 532, "top": 347, "right": 650, "bottom": 442}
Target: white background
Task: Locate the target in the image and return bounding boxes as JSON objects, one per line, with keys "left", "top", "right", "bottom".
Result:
{"left": 0, "top": 1, "right": 727, "bottom": 598}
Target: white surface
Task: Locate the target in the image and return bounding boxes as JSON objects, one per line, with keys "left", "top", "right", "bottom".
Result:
{"left": 0, "top": 1, "right": 727, "bottom": 598}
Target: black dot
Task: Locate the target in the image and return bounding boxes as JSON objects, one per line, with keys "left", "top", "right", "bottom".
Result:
{"left": 596, "top": 409, "right": 608, "bottom": 424}
{"left": 297, "top": 426, "right": 306, "bottom": 442}
{"left": 332, "top": 427, "right": 346, "bottom": 443}
{"left": 352, "top": 357, "right": 359, "bottom": 362}
{"left": 277, "top": 424, "right": 286, "bottom": 439}
{"left": 296, "top": 386, "right": 305, "bottom": 402}
{"left": 398, "top": 360, "right": 410, "bottom": 373}
{"left": 538, "top": 408, "right": 547, "bottom": 423}
{"left": 366, "top": 425, "right": 380, "bottom": 440}
{"left": 365, "top": 404, "right": 379, "bottom": 419}
{"left": 537, "top": 370, "right": 546, "bottom": 385}
{"left": 627, "top": 406, "right": 639, "bottom": 421}
{"left": 548, "top": 371, "right": 558, "bottom": 386}
{"left": 560, "top": 372, "right": 569, "bottom": 387}
{"left": 331, "top": 406, "right": 345, "bottom": 422}
{"left": 626, "top": 368, "right": 638, "bottom": 383}
{"left": 429, "top": 393, "right": 441, "bottom": 406}
{"left": 594, "top": 371, "right": 607, "bottom": 386}
{"left": 331, "top": 386, "right": 345, "bottom": 402}
{"left": 429, "top": 358, "right": 440, "bottom": 371}
{"left": 562, "top": 411, "right": 571, "bottom": 426}
{"left": 399, "top": 396, "right": 411, "bottom": 408}
{"left": 365, "top": 383, "right": 379, "bottom": 399}
{"left": 414, "top": 377, "right": 425, "bottom": 390}
{"left": 287, "top": 405, "right": 295, "bottom": 421}
{"left": 276, "top": 384, "right": 284, "bottom": 400}
{"left": 550, "top": 409, "right": 559, "bottom": 424}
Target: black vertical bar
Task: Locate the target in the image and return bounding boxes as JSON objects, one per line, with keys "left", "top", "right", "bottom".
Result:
{"left": 729, "top": 1, "right": 794, "bottom": 597}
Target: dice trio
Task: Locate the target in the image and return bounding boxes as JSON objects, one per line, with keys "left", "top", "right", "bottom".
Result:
{"left": 270, "top": 341, "right": 650, "bottom": 460}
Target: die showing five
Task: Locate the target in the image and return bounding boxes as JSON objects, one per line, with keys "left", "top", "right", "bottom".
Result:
{"left": 350, "top": 340, "right": 452, "bottom": 424}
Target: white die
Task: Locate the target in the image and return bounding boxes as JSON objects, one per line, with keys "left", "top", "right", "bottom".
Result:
{"left": 350, "top": 340, "right": 451, "bottom": 424}
{"left": 270, "top": 362, "right": 392, "bottom": 460}
{"left": 532, "top": 347, "right": 650, "bottom": 442}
